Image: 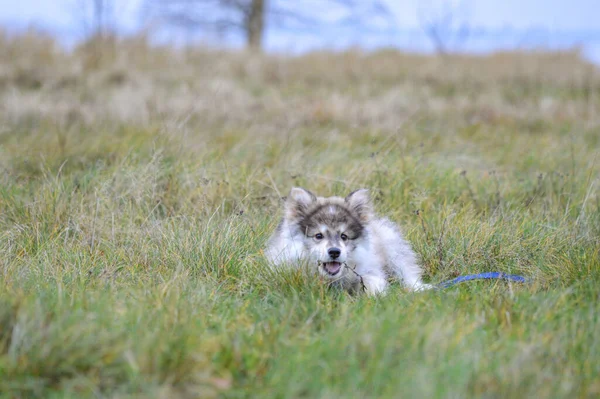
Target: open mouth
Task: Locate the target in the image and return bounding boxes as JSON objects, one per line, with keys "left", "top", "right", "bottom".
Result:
{"left": 321, "top": 261, "right": 342, "bottom": 276}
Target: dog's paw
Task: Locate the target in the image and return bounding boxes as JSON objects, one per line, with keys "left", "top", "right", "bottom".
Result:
{"left": 409, "top": 282, "right": 435, "bottom": 292}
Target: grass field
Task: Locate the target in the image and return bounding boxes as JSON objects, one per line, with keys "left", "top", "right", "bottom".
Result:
{"left": 1, "top": 32, "right": 599, "bottom": 398}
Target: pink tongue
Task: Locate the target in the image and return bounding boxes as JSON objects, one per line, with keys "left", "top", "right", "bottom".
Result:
{"left": 325, "top": 262, "right": 341, "bottom": 273}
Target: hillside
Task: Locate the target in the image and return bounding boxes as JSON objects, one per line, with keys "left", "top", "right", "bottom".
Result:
{"left": 1, "top": 32, "right": 599, "bottom": 398}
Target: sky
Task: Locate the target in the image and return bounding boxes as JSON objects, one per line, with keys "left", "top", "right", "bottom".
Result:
{"left": 1, "top": 0, "right": 599, "bottom": 62}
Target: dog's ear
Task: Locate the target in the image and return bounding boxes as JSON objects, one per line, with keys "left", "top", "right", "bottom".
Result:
{"left": 345, "top": 189, "right": 373, "bottom": 222}
{"left": 285, "top": 187, "right": 316, "bottom": 219}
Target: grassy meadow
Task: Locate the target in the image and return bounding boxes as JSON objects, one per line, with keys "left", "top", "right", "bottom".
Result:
{"left": 1, "top": 32, "right": 599, "bottom": 398}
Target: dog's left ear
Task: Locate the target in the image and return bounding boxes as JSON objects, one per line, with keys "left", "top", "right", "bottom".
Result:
{"left": 345, "top": 189, "right": 373, "bottom": 222}
{"left": 285, "top": 187, "right": 316, "bottom": 220}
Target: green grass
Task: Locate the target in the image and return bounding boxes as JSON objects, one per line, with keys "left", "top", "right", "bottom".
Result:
{"left": 0, "top": 35, "right": 599, "bottom": 397}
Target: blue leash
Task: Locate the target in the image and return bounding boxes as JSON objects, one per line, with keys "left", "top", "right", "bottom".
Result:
{"left": 437, "top": 272, "right": 528, "bottom": 289}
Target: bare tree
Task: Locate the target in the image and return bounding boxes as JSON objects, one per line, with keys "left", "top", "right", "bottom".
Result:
{"left": 72, "top": 0, "right": 116, "bottom": 39}
{"left": 69, "top": 0, "right": 123, "bottom": 69}
{"left": 144, "top": 0, "right": 390, "bottom": 51}
{"left": 418, "top": 0, "right": 471, "bottom": 55}
{"left": 247, "top": 0, "right": 265, "bottom": 49}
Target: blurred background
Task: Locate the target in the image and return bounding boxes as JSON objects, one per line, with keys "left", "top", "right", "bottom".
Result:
{"left": 1, "top": 0, "right": 599, "bottom": 62}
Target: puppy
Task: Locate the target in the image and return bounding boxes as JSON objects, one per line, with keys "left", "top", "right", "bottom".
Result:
{"left": 265, "top": 187, "right": 432, "bottom": 295}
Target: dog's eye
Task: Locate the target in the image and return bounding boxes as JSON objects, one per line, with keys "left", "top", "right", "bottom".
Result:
{"left": 314, "top": 233, "right": 324, "bottom": 240}
{"left": 340, "top": 233, "right": 348, "bottom": 241}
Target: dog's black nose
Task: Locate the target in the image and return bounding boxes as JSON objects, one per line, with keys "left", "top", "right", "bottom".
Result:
{"left": 328, "top": 247, "right": 341, "bottom": 259}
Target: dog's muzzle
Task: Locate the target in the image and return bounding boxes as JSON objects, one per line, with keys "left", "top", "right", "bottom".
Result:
{"left": 321, "top": 261, "right": 342, "bottom": 276}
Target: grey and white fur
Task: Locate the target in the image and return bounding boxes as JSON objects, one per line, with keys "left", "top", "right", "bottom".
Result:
{"left": 265, "top": 187, "right": 432, "bottom": 295}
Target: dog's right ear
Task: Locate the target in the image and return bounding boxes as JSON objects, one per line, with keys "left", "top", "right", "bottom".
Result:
{"left": 345, "top": 188, "right": 373, "bottom": 223}
{"left": 284, "top": 187, "right": 316, "bottom": 219}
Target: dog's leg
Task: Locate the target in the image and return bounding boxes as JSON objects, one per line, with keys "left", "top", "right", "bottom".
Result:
{"left": 362, "top": 274, "right": 388, "bottom": 296}
{"left": 376, "top": 220, "right": 433, "bottom": 291}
